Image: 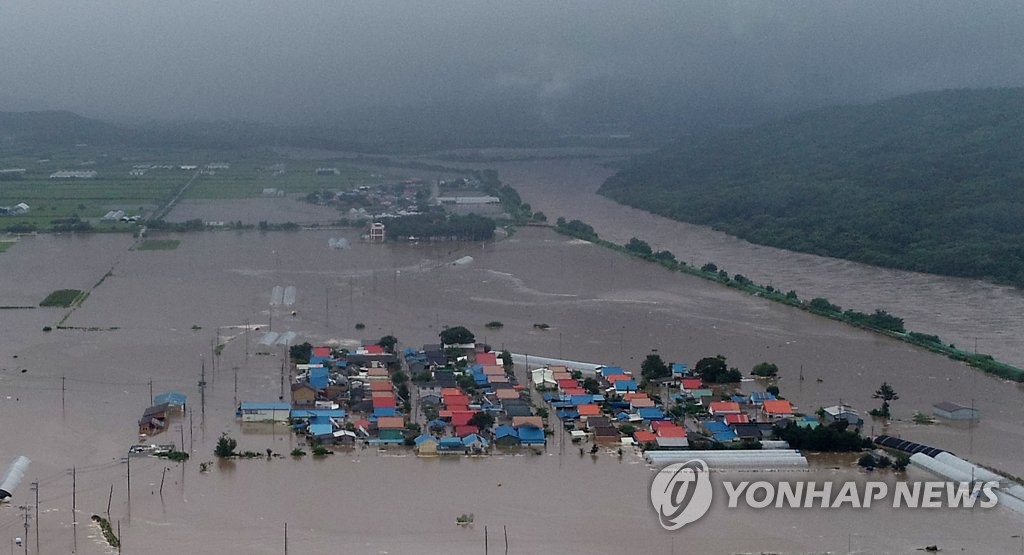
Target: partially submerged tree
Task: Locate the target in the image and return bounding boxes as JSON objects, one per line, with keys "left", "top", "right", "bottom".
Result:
{"left": 440, "top": 326, "right": 475, "bottom": 346}
{"left": 870, "top": 382, "right": 899, "bottom": 418}
{"left": 214, "top": 433, "right": 237, "bottom": 458}
{"left": 751, "top": 362, "right": 779, "bottom": 378}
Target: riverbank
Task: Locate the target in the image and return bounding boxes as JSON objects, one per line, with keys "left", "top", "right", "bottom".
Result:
{"left": 550, "top": 218, "right": 1024, "bottom": 383}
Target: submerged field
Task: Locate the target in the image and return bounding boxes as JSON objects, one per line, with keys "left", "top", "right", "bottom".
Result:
{"left": 0, "top": 226, "right": 1022, "bottom": 554}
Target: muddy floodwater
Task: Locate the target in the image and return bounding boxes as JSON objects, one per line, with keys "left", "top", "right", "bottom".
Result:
{"left": 1, "top": 222, "right": 1022, "bottom": 554}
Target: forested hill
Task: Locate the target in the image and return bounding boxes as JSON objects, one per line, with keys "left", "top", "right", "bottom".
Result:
{"left": 0, "top": 110, "right": 128, "bottom": 145}
{"left": 599, "top": 88, "right": 1024, "bottom": 288}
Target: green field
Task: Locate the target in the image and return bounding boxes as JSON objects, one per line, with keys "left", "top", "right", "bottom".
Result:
{"left": 138, "top": 239, "right": 180, "bottom": 250}
{"left": 0, "top": 241, "right": 15, "bottom": 253}
{"left": 0, "top": 145, "right": 381, "bottom": 231}
{"left": 40, "top": 289, "right": 88, "bottom": 307}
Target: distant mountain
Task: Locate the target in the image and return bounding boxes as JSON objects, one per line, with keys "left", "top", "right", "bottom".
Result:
{"left": 600, "top": 88, "right": 1024, "bottom": 288}
{"left": 0, "top": 110, "right": 128, "bottom": 145}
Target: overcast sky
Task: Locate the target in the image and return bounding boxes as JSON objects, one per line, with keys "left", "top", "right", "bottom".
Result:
{"left": 2, "top": 1, "right": 1023, "bottom": 125}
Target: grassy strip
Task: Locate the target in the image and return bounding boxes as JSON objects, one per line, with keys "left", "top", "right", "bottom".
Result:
{"left": 91, "top": 515, "right": 120, "bottom": 548}
{"left": 138, "top": 239, "right": 180, "bottom": 250}
{"left": 552, "top": 221, "right": 1024, "bottom": 383}
{"left": 39, "top": 289, "right": 88, "bottom": 308}
{"left": 0, "top": 241, "right": 15, "bottom": 253}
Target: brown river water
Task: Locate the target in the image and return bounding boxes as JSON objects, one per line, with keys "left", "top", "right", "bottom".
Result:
{"left": 0, "top": 153, "right": 1022, "bottom": 553}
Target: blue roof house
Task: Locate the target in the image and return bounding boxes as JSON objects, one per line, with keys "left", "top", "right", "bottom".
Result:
{"left": 517, "top": 426, "right": 546, "bottom": 446}
{"left": 309, "top": 367, "right": 329, "bottom": 390}
{"left": 614, "top": 380, "right": 638, "bottom": 393}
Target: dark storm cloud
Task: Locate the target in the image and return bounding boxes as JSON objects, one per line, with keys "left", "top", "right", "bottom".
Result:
{"left": 1, "top": 1, "right": 1022, "bottom": 123}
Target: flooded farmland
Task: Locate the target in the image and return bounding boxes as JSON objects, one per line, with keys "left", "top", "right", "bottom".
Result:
{"left": 1, "top": 221, "right": 1022, "bottom": 553}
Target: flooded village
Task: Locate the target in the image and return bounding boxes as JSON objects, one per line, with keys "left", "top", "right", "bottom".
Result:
{"left": 2, "top": 152, "right": 1024, "bottom": 554}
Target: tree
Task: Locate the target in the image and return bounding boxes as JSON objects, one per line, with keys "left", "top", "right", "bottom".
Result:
{"left": 440, "top": 326, "right": 475, "bottom": 346}
{"left": 377, "top": 335, "right": 398, "bottom": 354}
{"left": 582, "top": 377, "right": 601, "bottom": 394}
{"left": 499, "top": 350, "right": 513, "bottom": 369}
{"left": 214, "top": 433, "right": 237, "bottom": 458}
{"left": 468, "top": 411, "right": 495, "bottom": 431}
{"left": 694, "top": 355, "right": 742, "bottom": 383}
{"left": 701, "top": 262, "right": 718, "bottom": 273}
{"left": 871, "top": 382, "right": 899, "bottom": 418}
{"left": 625, "top": 237, "right": 653, "bottom": 256}
{"left": 289, "top": 342, "right": 313, "bottom": 364}
{"left": 641, "top": 353, "right": 671, "bottom": 383}
{"left": 653, "top": 250, "right": 677, "bottom": 264}
{"left": 766, "top": 385, "right": 780, "bottom": 397}
{"left": 620, "top": 424, "right": 636, "bottom": 436}
{"left": 751, "top": 362, "right": 779, "bottom": 378}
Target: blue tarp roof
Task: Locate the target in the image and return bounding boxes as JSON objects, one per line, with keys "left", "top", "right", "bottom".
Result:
{"left": 750, "top": 392, "right": 777, "bottom": 404}
{"left": 290, "top": 408, "right": 346, "bottom": 419}
{"left": 309, "top": 367, "right": 329, "bottom": 389}
{"left": 153, "top": 392, "right": 186, "bottom": 406}
{"left": 637, "top": 407, "right": 666, "bottom": 420}
{"left": 414, "top": 433, "right": 437, "bottom": 446}
{"left": 495, "top": 425, "right": 517, "bottom": 438}
{"left": 439, "top": 437, "right": 464, "bottom": 448}
{"left": 428, "top": 418, "right": 447, "bottom": 429}
{"left": 309, "top": 356, "right": 330, "bottom": 365}
{"left": 713, "top": 431, "right": 738, "bottom": 442}
{"left": 569, "top": 395, "right": 593, "bottom": 406}
{"left": 614, "top": 380, "right": 638, "bottom": 391}
{"left": 373, "top": 407, "right": 397, "bottom": 417}
{"left": 518, "top": 427, "right": 546, "bottom": 445}
{"left": 730, "top": 394, "right": 748, "bottom": 404}
{"left": 462, "top": 434, "right": 489, "bottom": 447}
{"left": 705, "top": 421, "right": 731, "bottom": 433}
{"left": 600, "top": 366, "right": 625, "bottom": 376}
{"left": 309, "top": 423, "right": 333, "bottom": 436}
{"left": 671, "top": 363, "right": 688, "bottom": 374}
{"left": 240, "top": 402, "right": 290, "bottom": 410}
{"left": 556, "top": 409, "right": 579, "bottom": 420}
{"left": 615, "top": 411, "right": 632, "bottom": 421}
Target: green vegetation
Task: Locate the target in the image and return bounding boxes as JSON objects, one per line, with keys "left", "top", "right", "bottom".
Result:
{"left": 289, "top": 342, "right": 313, "bottom": 364}
{"left": 214, "top": 433, "right": 238, "bottom": 458}
{"left": 312, "top": 445, "right": 332, "bottom": 456}
{"left": 640, "top": 353, "right": 671, "bottom": 385}
{"left": 91, "top": 514, "right": 121, "bottom": 548}
{"left": 751, "top": 362, "right": 779, "bottom": 378}
{"left": 138, "top": 239, "right": 180, "bottom": 250}
{"left": 869, "top": 382, "right": 899, "bottom": 419}
{"left": 40, "top": 289, "right": 87, "bottom": 307}
{"left": 694, "top": 355, "right": 742, "bottom": 383}
{"left": 551, "top": 216, "right": 1024, "bottom": 382}
{"left": 0, "top": 241, "right": 15, "bottom": 253}
{"left": 386, "top": 213, "right": 496, "bottom": 241}
{"left": 775, "top": 421, "right": 873, "bottom": 452}
{"left": 156, "top": 450, "right": 190, "bottom": 462}
{"left": 377, "top": 335, "right": 398, "bottom": 354}
{"left": 440, "top": 326, "right": 475, "bottom": 345}
{"left": 484, "top": 321, "right": 504, "bottom": 329}
{"left": 600, "top": 88, "right": 1024, "bottom": 288}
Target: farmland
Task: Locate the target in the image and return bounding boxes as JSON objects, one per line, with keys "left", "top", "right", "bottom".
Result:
{"left": 0, "top": 145, "right": 378, "bottom": 232}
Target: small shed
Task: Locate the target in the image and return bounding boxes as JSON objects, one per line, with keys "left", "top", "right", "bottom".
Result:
{"left": 138, "top": 403, "right": 170, "bottom": 435}
{"left": 932, "top": 402, "right": 979, "bottom": 421}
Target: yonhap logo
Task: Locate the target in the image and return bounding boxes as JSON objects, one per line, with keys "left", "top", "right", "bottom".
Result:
{"left": 650, "top": 459, "right": 1000, "bottom": 531}
{"left": 650, "top": 459, "right": 714, "bottom": 530}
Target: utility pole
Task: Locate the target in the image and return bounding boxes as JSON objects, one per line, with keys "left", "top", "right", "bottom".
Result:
{"left": 199, "top": 355, "right": 206, "bottom": 426}
{"left": 19, "top": 505, "right": 28, "bottom": 555}
{"left": 31, "top": 482, "right": 38, "bottom": 555}
{"left": 61, "top": 376, "right": 66, "bottom": 416}
{"left": 71, "top": 467, "right": 77, "bottom": 553}
{"left": 233, "top": 366, "right": 239, "bottom": 406}
{"left": 148, "top": 379, "right": 153, "bottom": 405}
{"left": 283, "top": 523, "right": 288, "bottom": 555}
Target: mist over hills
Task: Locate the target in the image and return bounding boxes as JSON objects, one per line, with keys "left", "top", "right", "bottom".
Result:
{"left": 600, "top": 88, "right": 1024, "bottom": 287}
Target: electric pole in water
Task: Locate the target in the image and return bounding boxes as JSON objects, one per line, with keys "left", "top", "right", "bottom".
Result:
{"left": 31, "top": 482, "right": 38, "bottom": 554}
{"left": 199, "top": 355, "right": 206, "bottom": 426}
